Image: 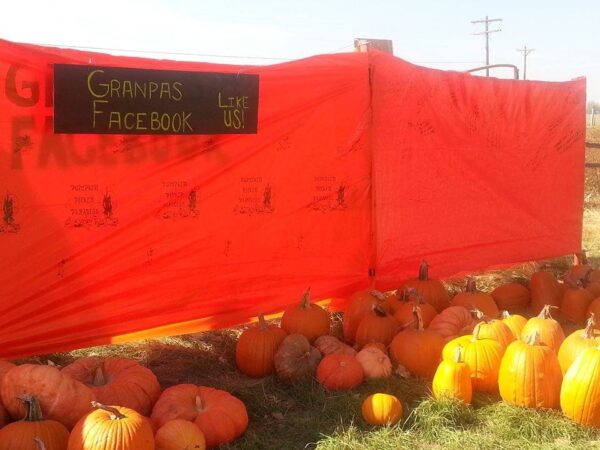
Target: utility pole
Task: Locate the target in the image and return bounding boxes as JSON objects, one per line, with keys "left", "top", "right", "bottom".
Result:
{"left": 471, "top": 16, "right": 502, "bottom": 76}
{"left": 516, "top": 45, "right": 535, "bottom": 80}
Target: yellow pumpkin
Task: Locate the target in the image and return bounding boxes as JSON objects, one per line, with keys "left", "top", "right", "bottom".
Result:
{"left": 560, "top": 347, "right": 600, "bottom": 427}
{"left": 361, "top": 393, "right": 403, "bottom": 426}
{"left": 558, "top": 313, "right": 600, "bottom": 373}
{"left": 432, "top": 345, "right": 472, "bottom": 404}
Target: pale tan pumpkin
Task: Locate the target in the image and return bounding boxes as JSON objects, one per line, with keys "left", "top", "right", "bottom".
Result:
{"left": 355, "top": 347, "right": 392, "bottom": 379}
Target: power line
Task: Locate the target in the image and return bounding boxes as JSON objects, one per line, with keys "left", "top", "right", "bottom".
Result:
{"left": 471, "top": 15, "right": 502, "bottom": 76}
{"left": 516, "top": 45, "right": 535, "bottom": 80}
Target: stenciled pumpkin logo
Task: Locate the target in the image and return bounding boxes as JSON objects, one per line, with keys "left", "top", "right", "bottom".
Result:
{"left": 310, "top": 177, "right": 347, "bottom": 212}
{"left": 65, "top": 185, "right": 118, "bottom": 228}
{"left": 1, "top": 193, "right": 20, "bottom": 233}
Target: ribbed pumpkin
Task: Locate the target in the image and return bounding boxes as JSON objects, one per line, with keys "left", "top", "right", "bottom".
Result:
{"left": 281, "top": 289, "right": 331, "bottom": 342}
{"left": 520, "top": 305, "right": 565, "bottom": 353}
{"left": 560, "top": 346, "right": 600, "bottom": 427}
{"left": 155, "top": 419, "right": 206, "bottom": 450}
{"left": 393, "top": 288, "right": 437, "bottom": 328}
{"left": 442, "top": 335, "right": 472, "bottom": 361}
{"left": 362, "top": 342, "right": 388, "bottom": 354}
{"left": 451, "top": 279, "right": 499, "bottom": 319}
{"left": 1, "top": 364, "right": 94, "bottom": 429}
{"left": 566, "top": 252, "right": 593, "bottom": 283}
{"left": 500, "top": 311, "right": 528, "bottom": 339}
{"left": 0, "top": 360, "right": 15, "bottom": 383}
{"left": 0, "top": 396, "right": 69, "bottom": 450}
{"left": 361, "top": 393, "right": 403, "bottom": 426}
{"left": 68, "top": 402, "right": 154, "bottom": 450}
{"left": 586, "top": 281, "right": 600, "bottom": 298}
{"left": 427, "top": 306, "right": 477, "bottom": 341}
{"left": 498, "top": 332, "right": 562, "bottom": 409}
{"left": 558, "top": 313, "right": 600, "bottom": 373}
{"left": 355, "top": 347, "right": 392, "bottom": 379}
{"left": 399, "top": 261, "right": 450, "bottom": 312}
{"left": 491, "top": 282, "right": 530, "bottom": 313}
{"left": 274, "top": 334, "right": 321, "bottom": 382}
{"left": 588, "top": 297, "right": 600, "bottom": 320}
{"left": 471, "top": 315, "right": 515, "bottom": 350}
{"left": 342, "top": 290, "right": 386, "bottom": 343}
{"left": 61, "top": 356, "right": 160, "bottom": 416}
{"left": 389, "top": 307, "right": 444, "bottom": 378}
{"left": 355, "top": 305, "right": 399, "bottom": 347}
{"left": 316, "top": 354, "right": 364, "bottom": 390}
{"left": 432, "top": 345, "right": 472, "bottom": 404}
{"left": 0, "top": 360, "right": 14, "bottom": 429}
{"left": 529, "top": 271, "right": 562, "bottom": 315}
{"left": 235, "top": 314, "right": 287, "bottom": 377}
{"left": 314, "top": 335, "right": 356, "bottom": 356}
{"left": 560, "top": 278, "right": 594, "bottom": 324}
{"left": 151, "top": 385, "right": 248, "bottom": 448}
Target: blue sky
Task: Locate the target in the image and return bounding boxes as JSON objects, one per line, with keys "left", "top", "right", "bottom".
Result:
{"left": 1, "top": 0, "right": 598, "bottom": 100}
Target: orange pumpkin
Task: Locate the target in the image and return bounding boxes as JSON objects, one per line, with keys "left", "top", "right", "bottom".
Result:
{"left": 500, "top": 311, "right": 527, "bottom": 339}
{"left": 316, "top": 354, "right": 364, "bottom": 390}
{"left": 61, "top": 356, "right": 160, "bottom": 416}
{"left": 456, "top": 325, "right": 503, "bottom": 393}
{"left": 355, "top": 347, "right": 392, "bottom": 379}
{"left": 68, "top": 402, "right": 154, "bottom": 450}
{"left": 451, "top": 279, "right": 499, "bottom": 319}
{"left": 361, "top": 393, "right": 403, "bottom": 426}
{"left": 427, "top": 306, "right": 477, "bottom": 341}
{"left": 566, "top": 251, "right": 593, "bottom": 283}
{"left": 151, "top": 385, "right": 248, "bottom": 449}
{"left": 399, "top": 261, "right": 450, "bottom": 312}
{"left": 235, "top": 314, "right": 287, "bottom": 377}
{"left": 281, "top": 289, "right": 331, "bottom": 342}
{"left": 529, "top": 271, "right": 562, "bottom": 315}
{"left": 274, "top": 334, "right": 321, "bottom": 382}
{"left": 558, "top": 313, "right": 600, "bottom": 373}
{"left": 560, "top": 346, "right": 600, "bottom": 427}
{"left": 0, "top": 360, "right": 14, "bottom": 429}
{"left": 155, "top": 419, "right": 206, "bottom": 450}
{"left": 0, "top": 396, "right": 69, "bottom": 450}
{"left": 362, "top": 342, "right": 388, "bottom": 354}
{"left": 471, "top": 315, "right": 515, "bottom": 350}
{"left": 355, "top": 305, "right": 399, "bottom": 347}
{"left": 389, "top": 307, "right": 444, "bottom": 378}
{"left": 491, "top": 283, "right": 530, "bottom": 313}
{"left": 314, "top": 335, "right": 356, "bottom": 356}
{"left": 588, "top": 297, "right": 600, "bottom": 319}
{"left": 520, "top": 305, "right": 565, "bottom": 353}
{"left": 342, "top": 290, "right": 386, "bottom": 343}
{"left": 393, "top": 288, "right": 437, "bottom": 328}
{"left": 1, "top": 364, "right": 94, "bottom": 429}
{"left": 560, "top": 278, "right": 594, "bottom": 324}
{"left": 432, "top": 345, "right": 472, "bottom": 404}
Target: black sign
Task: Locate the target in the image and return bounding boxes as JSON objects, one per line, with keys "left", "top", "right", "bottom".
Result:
{"left": 53, "top": 64, "right": 259, "bottom": 135}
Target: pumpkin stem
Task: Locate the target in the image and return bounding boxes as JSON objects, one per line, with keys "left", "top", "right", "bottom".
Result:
{"left": 465, "top": 278, "right": 477, "bottom": 293}
{"left": 369, "top": 290, "right": 386, "bottom": 301}
{"left": 91, "top": 401, "right": 126, "bottom": 420}
{"left": 195, "top": 395, "right": 204, "bottom": 411}
{"left": 501, "top": 310, "right": 511, "bottom": 319}
{"left": 583, "top": 313, "right": 596, "bottom": 339}
{"left": 17, "top": 395, "right": 44, "bottom": 422}
{"left": 33, "top": 438, "right": 47, "bottom": 450}
{"left": 300, "top": 288, "right": 311, "bottom": 309}
{"left": 471, "top": 322, "right": 483, "bottom": 341}
{"left": 538, "top": 304, "right": 558, "bottom": 320}
{"left": 525, "top": 331, "right": 541, "bottom": 346}
{"left": 412, "top": 306, "right": 424, "bottom": 331}
{"left": 418, "top": 261, "right": 430, "bottom": 281}
{"left": 373, "top": 304, "right": 388, "bottom": 317}
{"left": 454, "top": 345, "right": 465, "bottom": 363}
{"left": 471, "top": 308, "right": 486, "bottom": 321}
{"left": 404, "top": 287, "right": 423, "bottom": 305}
{"left": 93, "top": 365, "right": 106, "bottom": 386}
{"left": 257, "top": 313, "right": 269, "bottom": 331}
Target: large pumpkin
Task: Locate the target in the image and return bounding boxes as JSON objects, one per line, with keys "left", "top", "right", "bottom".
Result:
{"left": 61, "top": 356, "right": 160, "bottom": 416}
{"left": 520, "top": 305, "right": 565, "bottom": 353}
{"left": 274, "top": 334, "right": 321, "bottom": 382}
{"left": 491, "top": 283, "right": 530, "bottom": 313}
{"left": 432, "top": 345, "right": 472, "bottom": 404}
{"left": 499, "top": 332, "right": 562, "bottom": 409}
{"left": 355, "top": 347, "right": 392, "bottom": 379}
{"left": 560, "top": 347, "right": 600, "bottom": 427}
{"left": 451, "top": 279, "right": 499, "bottom": 319}
{"left": 427, "top": 306, "right": 477, "bottom": 341}
{"left": 393, "top": 288, "right": 437, "bottom": 328}
{"left": 281, "top": 289, "right": 331, "bottom": 342}
{"left": 316, "top": 354, "right": 364, "bottom": 390}
{"left": 151, "top": 384, "right": 248, "bottom": 449}
{"left": 529, "top": 271, "right": 562, "bottom": 315}
{"left": 389, "top": 307, "right": 444, "bottom": 378}
{"left": 155, "top": 419, "right": 206, "bottom": 450}
{"left": 1, "top": 364, "right": 95, "bottom": 429}
{"left": 342, "top": 290, "right": 386, "bottom": 343}
{"left": 355, "top": 305, "right": 399, "bottom": 347}
{"left": 500, "top": 311, "right": 527, "bottom": 340}
{"left": 0, "top": 395, "right": 69, "bottom": 450}
{"left": 68, "top": 402, "right": 154, "bottom": 450}
{"left": 558, "top": 313, "right": 600, "bottom": 373}
{"left": 235, "top": 314, "right": 287, "bottom": 377}
{"left": 361, "top": 393, "right": 403, "bottom": 426}
{"left": 399, "top": 261, "right": 450, "bottom": 312}
{"left": 560, "top": 278, "right": 594, "bottom": 324}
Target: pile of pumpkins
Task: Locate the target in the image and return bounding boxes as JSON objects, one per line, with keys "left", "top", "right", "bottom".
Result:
{"left": 0, "top": 356, "right": 247, "bottom": 449}
{"left": 236, "top": 260, "right": 600, "bottom": 428}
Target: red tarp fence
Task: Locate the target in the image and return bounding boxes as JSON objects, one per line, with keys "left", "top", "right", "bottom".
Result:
{"left": 0, "top": 39, "right": 585, "bottom": 357}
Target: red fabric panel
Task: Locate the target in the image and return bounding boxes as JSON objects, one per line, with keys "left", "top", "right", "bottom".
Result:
{"left": 370, "top": 52, "right": 586, "bottom": 289}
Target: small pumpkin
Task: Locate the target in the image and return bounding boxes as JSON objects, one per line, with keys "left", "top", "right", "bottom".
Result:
{"left": 393, "top": 288, "right": 436, "bottom": 328}
{"left": 389, "top": 307, "right": 444, "bottom": 378}
{"left": 499, "top": 332, "right": 562, "bottom": 409}
{"left": 432, "top": 345, "right": 472, "bottom": 404}
{"left": 399, "top": 261, "right": 450, "bottom": 312}
{"left": 529, "top": 271, "right": 562, "bottom": 315}
{"left": 281, "top": 289, "right": 331, "bottom": 342}
{"left": 520, "top": 305, "right": 565, "bottom": 352}
{"left": 235, "top": 313, "right": 287, "bottom": 377}
{"left": 61, "top": 356, "right": 161, "bottom": 416}
{"left": 342, "top": 290, "right": 386, "bottom": 343}
{"left": 560, "top": 346, "right": 600, "bottom": 428}
{"left": 68, "top": 402, "right": 154, "bottom": 450}
{"left": 491, "top": 282, "right": 530, "bottom": 313}
{"left": 314, "top": 335, "right": 356, "bottom": 356}
{"left": 558, "top": 313, "right": 600, "bottom": 373}
{"left": 427, "top": 306, "right": 477, "bottom": 341}
{"left": 566, "top": 251, "right": 594, "bottom": 283}
{"left": 151, "top": 385, "right": 248, "bottom": 449}
{"left": 362, "top": 342, "right": 388, "bottom": 354}
{"left": 155, "top": 419, "right": 206, "bottom": 450}
{"left": 500, "top": 311, "right": 527, "bottom": 340}
{"left": 316, "top": 354, "right": 364, "bottom": 390}
{"left": 274, "top": 334, "right": 321, "bottom": 382}
{"left": 355, "top": 304, "right": 399, "bottom": 347}
{"left": 451, "top": 279, "right": 499, "bottom": 319}
{"left": 361, "top": 393, "right": 403, "bottom": 426}
{"left": 355, "top": 347, "right": 392, "bottom": 379}
{"left": 560, "top": 278, "right": 594, "bottom": 324}
{"left": 0, "top": 396, "right": 69, "bottom": 450}
{"left": 470, "top": 313, "right": 515, "bottom": 349}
